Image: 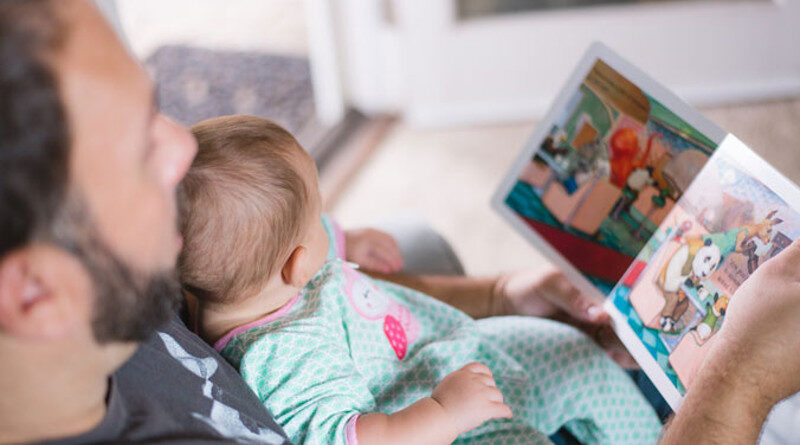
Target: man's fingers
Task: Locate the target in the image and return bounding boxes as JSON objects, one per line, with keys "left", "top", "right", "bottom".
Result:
{"left": 548, "top": 280, "right": 608, "bottom": 324}
{"left": 595, "top": 325, "right": 639, "bottom": 369}
{"left": 585, "top": 304, "right": 609, "bottom": 324}
{"left": 786, "top": 237, "right": 800, "bottom": 255}
{"left": 768, "top": 238, "right": 800, "bottom": 279}
{"left": 611, "top": 351, "right": 639, "bottom": 369}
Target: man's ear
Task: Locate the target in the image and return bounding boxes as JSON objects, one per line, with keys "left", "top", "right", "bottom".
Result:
{"left": 281, "top": 246, "right": 310, "bottom": 288}
{"left": 0, "top": 248, "right": 84, "bottom": 341}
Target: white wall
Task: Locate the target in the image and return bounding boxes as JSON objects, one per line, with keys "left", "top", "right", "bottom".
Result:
{"left": 334, "top": 0, "right": 800, "bottom": 127}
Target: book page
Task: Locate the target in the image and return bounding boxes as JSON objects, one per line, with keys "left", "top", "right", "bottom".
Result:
{"left": 605, "top": 135, "right": 800, "bottom": 409}
{"left": 493, "top": 43, "right": 724, "bottom": 300}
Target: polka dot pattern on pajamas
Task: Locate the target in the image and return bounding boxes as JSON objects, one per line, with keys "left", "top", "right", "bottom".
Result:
{"left": 220, "top": 216, "right": 661, "bottom": 445}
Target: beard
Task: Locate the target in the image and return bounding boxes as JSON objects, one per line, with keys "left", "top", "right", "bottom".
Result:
{"left": 49, "top": 193, "right": 182, "bottom": 344}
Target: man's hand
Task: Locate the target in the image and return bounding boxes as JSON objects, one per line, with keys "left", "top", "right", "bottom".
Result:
{"left": 662, "top": 240, "right": 800, "bottom": 444}
{"left": 494, "top": 266, "right": 607, "bottom": 322}
{"left": 344, "top": 228, "right": 404, "bottom": 274}
{"left": 495, "top": 267, "right": 638, "bottom": 368}
{"left": 710, "top": 239, "right": 800, "bottom": 403}
{"left": 431, "top": 363, "right": 513, "bottom": 437}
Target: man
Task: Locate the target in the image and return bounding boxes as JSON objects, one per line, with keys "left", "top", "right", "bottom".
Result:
{"left": 0, "top": 0, "right": 797, "bottom": 443}
{"left": 0, "top": 1, "right": 288, "bottom": 442}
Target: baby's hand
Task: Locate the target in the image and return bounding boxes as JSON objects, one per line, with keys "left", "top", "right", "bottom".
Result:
{"left": 431, "top": 363, "right": 513, "bottom": 436}
{"left": 343, "top": 228, "right": 404, "bottom": 274}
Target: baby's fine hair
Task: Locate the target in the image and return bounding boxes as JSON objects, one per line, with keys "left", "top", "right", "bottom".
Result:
{"left": 179, "top": 115, "right": 310, "bottom": 303}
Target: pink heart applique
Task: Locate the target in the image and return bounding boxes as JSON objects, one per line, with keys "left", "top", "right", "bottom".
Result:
{"left": 383, "top": 315, "right": 408, "bottom": 360}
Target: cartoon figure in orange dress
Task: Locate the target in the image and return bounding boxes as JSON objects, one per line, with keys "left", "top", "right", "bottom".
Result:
{"left": 608, "top": 128, "right": 660, "bottom": 188}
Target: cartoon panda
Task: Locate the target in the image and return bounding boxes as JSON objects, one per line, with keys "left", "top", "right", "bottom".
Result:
{"left": 657, "top": 237, "right": 721, "bottom": 332}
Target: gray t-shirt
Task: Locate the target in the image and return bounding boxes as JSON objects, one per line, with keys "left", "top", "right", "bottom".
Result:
{"left": 44, "top": 315, "right": 290, "bottom": 444}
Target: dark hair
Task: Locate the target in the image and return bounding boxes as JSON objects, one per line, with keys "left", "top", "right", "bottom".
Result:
{"left": 0, "top": 2, "right": 181, "bottom": 342}
{"left": 0, "top": 0, "right": 69, "bottom": 255}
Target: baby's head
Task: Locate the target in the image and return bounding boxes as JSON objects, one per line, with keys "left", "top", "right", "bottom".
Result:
{"left": 178, "top": 115, "right": 328, "bottom": 307}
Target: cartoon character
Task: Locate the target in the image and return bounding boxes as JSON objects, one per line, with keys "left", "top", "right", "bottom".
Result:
{"left": 655, "top": 210, "right": 783, "bottom": 333}
{"left": 343, "top": 266, "right": 419, "bottom": 360}
{"left": 608, "top": 129, "right": 660, "bottom": 188}
{"left": 157, "top": 333, "right": 285, "bottom": 444}
{"left": 656, "top": 237, "right": 721, "bottom": 332}
{"left": 610, "top": 165, "right": 655, "bottom": 220}
{"left": 693, "top": 210, "right": 783, "bottom": 277}
{"left": 689, "top": 293, "right": 730, "bottom": 342}
{"left": 714, "top": 209, "right": 781, "bottom": 254}
{"left": 627, "top": 166, "right": 655, "bottom": 192}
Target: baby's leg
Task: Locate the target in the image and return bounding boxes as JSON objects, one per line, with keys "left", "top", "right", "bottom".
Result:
{"left": 475, "top": 316, "right": 661, "bottom": 445}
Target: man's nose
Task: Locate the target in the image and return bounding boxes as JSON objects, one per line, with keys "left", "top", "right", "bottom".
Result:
{"left": 157, "top": 114, "right": 198, "bottom": 188}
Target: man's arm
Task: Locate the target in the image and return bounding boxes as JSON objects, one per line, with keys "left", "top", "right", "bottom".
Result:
{"left": 366, "top": 273, "right": 501, "bottom": 319}
{"left": 370, "top": 266, "right": 607, "bottom": 324}
{"left": 371, "top": 267, "right": 646, "bottom": 364}
{"left": 660, "top": 343, "right": 775, "bottom": 444}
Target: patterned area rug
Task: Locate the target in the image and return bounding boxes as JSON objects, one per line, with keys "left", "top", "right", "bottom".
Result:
{"left": 145, "top": 45, "right": 328, "bottom": 155}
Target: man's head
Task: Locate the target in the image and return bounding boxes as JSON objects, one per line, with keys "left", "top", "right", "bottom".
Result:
{"left": 179, "top": 115, "right": 327, "bottom": 307}
{"left": 0, "top": 0, "right": 196, "bottom": 373}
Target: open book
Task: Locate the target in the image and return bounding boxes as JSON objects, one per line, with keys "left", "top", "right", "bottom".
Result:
{"left": 491, "top": 42, "right": 800, "bottom": 410}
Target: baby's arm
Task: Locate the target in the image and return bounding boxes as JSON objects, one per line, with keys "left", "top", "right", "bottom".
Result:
{"left": 237, "top": 323, "right": 508, "bottom": 444}
{"left": 356, "top": 363, "right": 512, "bottom": 445}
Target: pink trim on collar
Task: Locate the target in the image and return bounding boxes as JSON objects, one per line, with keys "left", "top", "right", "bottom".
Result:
{"left": 344, "top": 414, "right": 360, "bottom": 445}
{"left": 213, "top": 293, "right": 302, "bottom": 352}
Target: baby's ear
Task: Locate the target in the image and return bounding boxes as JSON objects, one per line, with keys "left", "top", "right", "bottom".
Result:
{"left": 281, "top": 245, "right": 310, "bottom": 288}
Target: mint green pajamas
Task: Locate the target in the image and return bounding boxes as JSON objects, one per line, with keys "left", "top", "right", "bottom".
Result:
{"left": 218, "top": 216, "right": 660, "bottom": 444}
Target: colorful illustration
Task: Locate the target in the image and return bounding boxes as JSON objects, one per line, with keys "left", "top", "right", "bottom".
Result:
{"left": 505, "top": 60, "right": 717, "bottom": 289}
{"left": 343, "top": 265, "right": 419, "bottom": 359}
{"left": 611, "top": 154, "right": 800, "bottom": 394}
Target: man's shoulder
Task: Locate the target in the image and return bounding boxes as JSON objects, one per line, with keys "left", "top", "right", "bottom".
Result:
{"left": 52, "top": 316, "right": 290, "bottom": 444}
{"left": 115, "top": 315, "right": 289, "bottom": 443}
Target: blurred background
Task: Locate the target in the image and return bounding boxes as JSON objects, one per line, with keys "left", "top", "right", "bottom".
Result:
{"left": 99, "top": 0, "right": 800, "bottom": 276}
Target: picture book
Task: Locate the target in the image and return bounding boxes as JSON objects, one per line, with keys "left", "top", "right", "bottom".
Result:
{"left": 491, "top": 42, "right": 800, "bottom": 409}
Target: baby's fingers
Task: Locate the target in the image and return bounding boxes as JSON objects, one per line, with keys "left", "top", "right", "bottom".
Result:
{"left": 368, "top": 250, "right": 402, "bottom": 274}
{"left": 485, "top": 401, "right": 513, "bottom": 420}
{"left": 479, "top": 376, "right": 498, "bottom": 388}
{"left": 372, "top": 238, "right": 404, "bottom": 272}
{"left": 482, "top": 385, "right": 505, "bottom": 404}
{"left": 364, "top": 252, "right": 395, "bottom": 274}
{"left": 463, "top": 362, "right": 493, "bottom": 376}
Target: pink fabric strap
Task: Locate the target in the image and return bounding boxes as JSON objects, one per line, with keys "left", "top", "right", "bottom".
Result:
{"left": 331, "top": 218, "right": 346, "bottom": 259}
{"left": 344, "top": 414, "right": 360, "bottom": 445}
{"left": 213, "top": 293, "right": 302, "bottom": 352}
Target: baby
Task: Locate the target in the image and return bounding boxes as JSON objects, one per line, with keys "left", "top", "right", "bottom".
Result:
{"left": 178, "top": 115, "right": 661, "bottom": 444}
